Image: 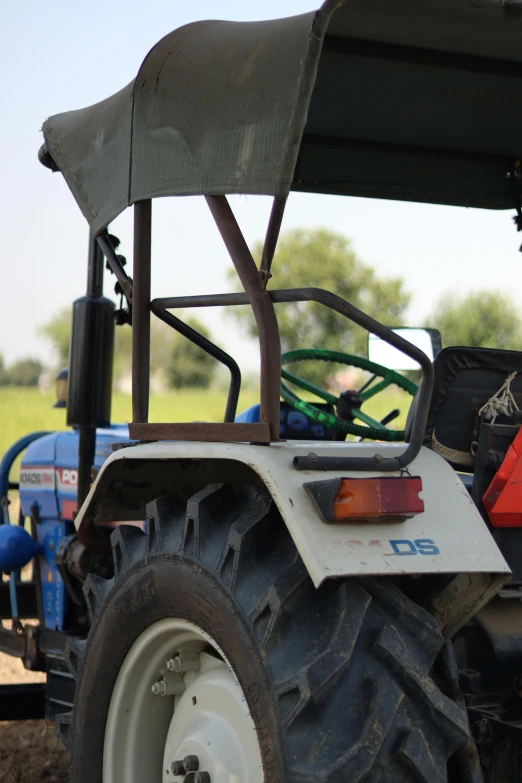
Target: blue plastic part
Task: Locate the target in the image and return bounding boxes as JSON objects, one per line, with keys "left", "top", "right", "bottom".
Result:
{"left": 9, "top": 575, "right": 19, "bottom": 618}
{"left": 19, "top": 426, "right": 130, "bottom": 521}
{"left": 0, "top": 525, "right": 43, "bottom": 571}
{"left": 16, "top": 424, "right": 131, "bottom": 630}
{"left": 0, "top": 431, "right": 53, "bottom": 619}
{"left": 236, "top": 403, "right": 332, "bottom": 439}
{"left": 0, "top": 431, "right": 52, "bottom": 523}
{"left": 38, "top": 520, "right": 67, "bottom": 630}
{"left": 235, "top": 404, "right": 261, "bottom": 423}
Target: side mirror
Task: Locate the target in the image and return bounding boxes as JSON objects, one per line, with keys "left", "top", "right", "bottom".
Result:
{"left": 368, "top": 328, "right": 441, "bottom": 371}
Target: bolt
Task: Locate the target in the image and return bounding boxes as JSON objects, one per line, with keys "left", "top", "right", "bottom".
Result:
{"left": 170, "top": 760, "right": 186, "bottom": 775}
{"left": 167, "top": 650, "right": 200, "bottom": 673}
{"left": 183, "top": 755, "right": 199, "bottom": 771}
{"left": 195, "top": 773, "right": 210, "bottom": 783}
{"left": 151, "top": 681, "right": 166, "bottom": 696}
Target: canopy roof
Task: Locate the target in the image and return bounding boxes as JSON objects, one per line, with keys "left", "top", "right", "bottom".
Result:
{"left": 41, "top": 0, "right": 522, "bottom": 233}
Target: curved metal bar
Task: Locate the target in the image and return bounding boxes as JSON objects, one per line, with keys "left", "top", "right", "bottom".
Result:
{"left": 205, "top": 196, "right": 281, "bottom": 439}
{"left": 0, "top": 432, "right": 52, "bottom": 524}
{"left": 150, "top": 287, "right": 434, "bottom": 471}
{"left": 275, "top": 288, "right": 433, "bottom": 471}
{"left": 151, "top": 307, "right": 241, "bottom": 422}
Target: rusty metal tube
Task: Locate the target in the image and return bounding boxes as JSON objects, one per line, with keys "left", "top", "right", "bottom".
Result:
{"left": 260, "top": 196, "right": 287, "bottom": 286}
{"left": 205, "top": 195, "right": 281, "bottom": 439}
{"left": 132, "top": 200, "right": 152, "bottom": 423}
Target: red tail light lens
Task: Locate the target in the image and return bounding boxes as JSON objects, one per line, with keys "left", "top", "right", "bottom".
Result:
{"left": 304, "top": 476, "right": 424, "bottom": 524}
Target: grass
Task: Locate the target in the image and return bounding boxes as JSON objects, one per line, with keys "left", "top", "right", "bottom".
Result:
{"left": 0, "top": 384, "right": 413, "bottom": 478}
{"left": 0, "top": 386, "right": 259, "bottom": 472}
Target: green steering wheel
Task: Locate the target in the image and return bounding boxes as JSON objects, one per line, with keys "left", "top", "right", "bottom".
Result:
{"left": 280, "top": 348, "right": 418, "bottom": 441}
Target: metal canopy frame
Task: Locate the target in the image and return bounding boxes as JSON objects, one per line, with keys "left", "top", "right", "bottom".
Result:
{"left": 41, "top": 0, "right": 490, "bottom": 469}
{"left": 115, "top": 194, "right": 433, "bottom": 472}
{"left": 96, "top": 208, "right": 244, "bottom": 429}
{"left": 124, "top": 195, "right": 284, "bottom": 445}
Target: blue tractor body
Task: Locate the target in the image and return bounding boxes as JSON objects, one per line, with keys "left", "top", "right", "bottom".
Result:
{"left": 10, "top": 426, "right": 130, "bottom": 631}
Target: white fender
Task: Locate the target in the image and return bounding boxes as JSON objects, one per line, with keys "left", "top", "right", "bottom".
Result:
{"left": 76, "top": 439, "right": 510, "bottom": 635}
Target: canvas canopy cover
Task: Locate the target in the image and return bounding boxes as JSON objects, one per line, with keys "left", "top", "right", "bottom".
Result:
{"left": 41, "top": 0, "right": 522, "bottom": 234}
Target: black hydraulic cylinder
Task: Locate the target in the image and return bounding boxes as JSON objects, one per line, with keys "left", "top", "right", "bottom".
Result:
{"left": 69, "top": 233, "right": 115, "bottom": 507}
{"left": 67, "top": 295, "right": 115, "bottom": 429}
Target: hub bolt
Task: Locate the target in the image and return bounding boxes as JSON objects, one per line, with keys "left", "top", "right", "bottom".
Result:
{"left": 183, "top": 755, "right": 199, "bottom": 771}
{"left": 195, "top": 773, "right": 210, "bottom": 783}
{"left": 170, "top": 760, "right": 186, "bottom": 775}
{"left": 167, "top": 650, "right": 201, "bottom": 673}
{"left": 151, "top": 681, "right": 166, "bottom": 696}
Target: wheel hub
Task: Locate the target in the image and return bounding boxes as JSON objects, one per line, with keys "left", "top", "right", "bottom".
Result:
{"left": 103, "top": 618, "right": 263, "bottom": 783}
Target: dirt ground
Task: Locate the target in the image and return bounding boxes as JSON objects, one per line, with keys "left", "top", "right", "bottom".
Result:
{"left": 0, "top": 638, "right": 69, "bottom": 783}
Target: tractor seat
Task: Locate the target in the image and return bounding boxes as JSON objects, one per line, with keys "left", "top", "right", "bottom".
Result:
{"left": 406, "top": 346, "right": 522, "bottom": 471}
{"left": 235, "top": 401, "right": 336, "bottom": 440}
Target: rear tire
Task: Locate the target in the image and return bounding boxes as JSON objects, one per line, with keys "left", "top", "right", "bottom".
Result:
{"left": 60, "top": 483, "right": 469, "bottom": 782}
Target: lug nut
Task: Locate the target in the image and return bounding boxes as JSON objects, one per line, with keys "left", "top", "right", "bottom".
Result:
{"left": 183, "top": 755, "right": 199, "bottom": 771}
{"left": 151, "top": 674, "right": 185, "bottom": 696}
{"left": 167, "top": 650, "right": 200, "bottom": 673}
{"left": 166, "top": 657, "right": 180, "bottom": 672}
{"left": 151, "top": 680, "right": 166, "bottom": 696}
{"left": 170, "top": 760, "right": 186, "bottom": 775}
{"left": 195, "top": 773, "right": 210, "bottom": 783}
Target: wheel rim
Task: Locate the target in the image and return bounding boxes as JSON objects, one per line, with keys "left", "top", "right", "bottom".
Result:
{"left": 103, "top": 617, "right": 264, "bottom": 783}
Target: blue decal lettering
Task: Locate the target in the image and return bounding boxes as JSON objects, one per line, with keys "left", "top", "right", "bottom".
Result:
{"left": 414, "top": 539, "right": 440, "bottom": 555}
{"left": 390, "top": 539, "right": 417, "bottom": 556}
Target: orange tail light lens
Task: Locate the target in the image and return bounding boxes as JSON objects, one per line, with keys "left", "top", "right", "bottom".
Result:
{"left": 305, "top": 477, "right": 424, "bottom": 524}
{"left": 483, "top": 427, "right": 522, "bottom": 527}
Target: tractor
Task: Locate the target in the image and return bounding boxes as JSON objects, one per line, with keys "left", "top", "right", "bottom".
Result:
{"left": 2, "top": 1, "right": 522, "bottom": 780}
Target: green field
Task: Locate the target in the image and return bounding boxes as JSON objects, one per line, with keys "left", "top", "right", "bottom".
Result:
{"left": 0, "top": 386, "right": 257, "bottom": 468}
{"left": 0, "top": 385, "right": 412, "bottom": 478}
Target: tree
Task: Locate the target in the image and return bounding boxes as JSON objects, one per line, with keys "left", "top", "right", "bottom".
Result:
{"left": 428, "top": 290, "right": 522, "bottom": 350}
{"left": 39, "top": 306, "right": 71, "bottom": 367}
{"left": 0, "top": 354, "right": 8, "bottom": 386}
{"left": 38, "top": 306, "right": 216, "bottom": 389}
{"left": 166, "top": 317, "right": 216, "bottom": 389}
{"left": 38, "top": 307, "right": 177, "bottom": 379}
{"left": 8, "top": 358, "right": 43, "bottom": 386}
{"left": 227, "top": 228, "right": 411, "bottom": 385}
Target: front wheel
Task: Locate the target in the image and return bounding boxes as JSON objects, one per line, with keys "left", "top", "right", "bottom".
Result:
{"left": 61, "top": 483, "right": 469, "bottom": 782}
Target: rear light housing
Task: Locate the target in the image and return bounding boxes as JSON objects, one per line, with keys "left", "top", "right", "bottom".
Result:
{"left": 483, "top": 427, "right": 522, "bottom": 527}
{"left": 304, "top": 476, "right": 424, "bottom": 524}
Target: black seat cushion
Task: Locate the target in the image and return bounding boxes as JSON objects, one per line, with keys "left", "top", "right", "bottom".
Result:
{"left": 406, "top": 346, "right": 522, "bottom": 469}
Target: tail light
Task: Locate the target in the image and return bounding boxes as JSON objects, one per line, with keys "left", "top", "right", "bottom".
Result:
{"left": 483, "top": 427, "right": 522, "bottom": 527}
{"left": 304, "top": 476, "right": 424, "bottom": 524}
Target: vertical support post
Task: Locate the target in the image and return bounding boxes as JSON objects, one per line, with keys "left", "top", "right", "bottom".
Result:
{"left": 132, "top": 200, "right": 152, "bottom": 423}
{"left": 206, "top": 196, "right": 281, "bottom": 439}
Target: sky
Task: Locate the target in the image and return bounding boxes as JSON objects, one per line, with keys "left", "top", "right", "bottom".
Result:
{"left": 2, "top": 0, "right": 522, "bottom": 373}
